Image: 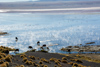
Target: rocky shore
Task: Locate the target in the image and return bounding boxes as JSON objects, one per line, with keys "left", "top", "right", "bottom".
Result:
{"left": 0, "top": 46, "right": 100, "bottom": 67}
{"left": 61, "top": 42, "right": 100, "bottom": 54}
{"left": 0, "top": 32, "right": 8, "bottom": 35}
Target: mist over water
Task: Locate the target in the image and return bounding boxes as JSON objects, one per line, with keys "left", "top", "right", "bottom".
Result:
{"left": 0, "top": 0, "right": 99, "bottom": 2}
{"left": 0, "top": 0, "right": 38, "bottom": 2}
{"left": 0, "top": 13, "right": 100, "bottom": 53}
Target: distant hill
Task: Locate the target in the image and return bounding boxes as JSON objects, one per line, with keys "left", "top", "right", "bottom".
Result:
{"left": 36, "top": 0, "right": 97, "bottom": 2}
{"left": 38, "top": 0, "right": 67, "bottom": 1}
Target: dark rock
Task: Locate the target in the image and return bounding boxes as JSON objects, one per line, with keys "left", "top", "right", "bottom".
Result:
{"left": 0, "top": 32, "right": 8, "bottom": 35}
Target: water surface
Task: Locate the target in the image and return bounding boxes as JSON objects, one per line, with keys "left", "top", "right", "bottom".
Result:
{"left": 0, "top": 13, "right": 100, "bottom": 53}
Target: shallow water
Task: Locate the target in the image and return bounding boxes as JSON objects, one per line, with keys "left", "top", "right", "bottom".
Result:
{"left": 0, "top": 13, "right": 100, "bottom": 53}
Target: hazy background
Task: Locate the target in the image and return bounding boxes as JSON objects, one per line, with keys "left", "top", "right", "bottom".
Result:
{"left": 0, "top": 0, "right": 99, "bottom": 2}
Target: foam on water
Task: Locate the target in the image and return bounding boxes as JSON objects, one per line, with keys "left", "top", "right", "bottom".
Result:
{"left": 0, "top": 13, "right": 100, "bottom": 53}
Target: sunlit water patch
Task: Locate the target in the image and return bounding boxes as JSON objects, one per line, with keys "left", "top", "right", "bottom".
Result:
{"left": 0, "top": 13, "right": 100, "bottom": 53}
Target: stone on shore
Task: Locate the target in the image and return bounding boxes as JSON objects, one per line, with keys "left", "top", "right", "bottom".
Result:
{"left": 0, "top": 32, "right": 8, "bottom": 35}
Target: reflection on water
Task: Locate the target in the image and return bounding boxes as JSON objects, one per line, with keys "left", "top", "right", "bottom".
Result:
{"left": 0, "top": 13, "right": 100, "bottom": 53}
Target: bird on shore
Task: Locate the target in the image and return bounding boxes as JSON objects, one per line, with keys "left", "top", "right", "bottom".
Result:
{"left": 37, "top": 41, "right": 40, "bottom": 46}
{"left": 28, "top": 46, "right": 33, "bottom": 49}
{"left": 42, "top": 44, "right": 46, "bottom": 47}
{"left": 47, "top": 47, "right": 49, "bottom": 51}
{"left": 15, "top": 49, "right": 19, "bottom": 52}
{"left": 15, "top": 37, "right": 18, "bottom": 42}
{"left": 14, "top": 49, "right": 19, "bottom": 54}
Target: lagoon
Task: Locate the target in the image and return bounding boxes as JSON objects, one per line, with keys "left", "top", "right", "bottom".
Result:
{"left": 0, "top": 13, "right": 100, "bottom": 53}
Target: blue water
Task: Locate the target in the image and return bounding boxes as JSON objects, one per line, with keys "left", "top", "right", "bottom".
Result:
{"left": 0, "top": 13, "right": 100, "bottom": 53}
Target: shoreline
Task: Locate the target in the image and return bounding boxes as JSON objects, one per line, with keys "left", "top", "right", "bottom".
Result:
{"left": 0, "top": 45, "right": 100, "bottom": 67}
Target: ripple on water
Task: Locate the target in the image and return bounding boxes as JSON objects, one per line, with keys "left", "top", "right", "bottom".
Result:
{"left": 0, "top": 13, "right": 100, "bottom": 53}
